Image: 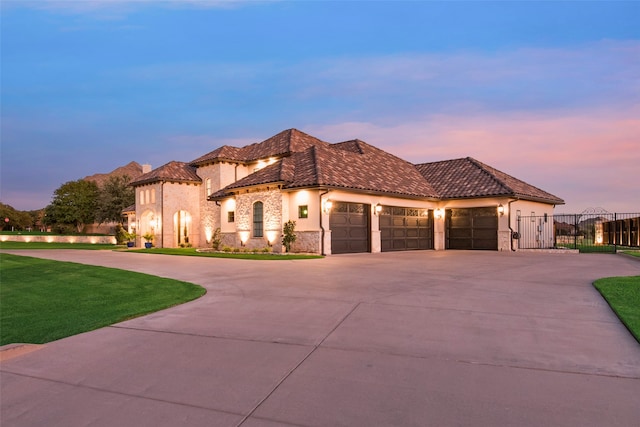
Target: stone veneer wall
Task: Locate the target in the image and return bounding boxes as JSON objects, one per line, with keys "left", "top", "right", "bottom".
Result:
{"left": 290, "top": 231, "right": 321, "bottom": 254}
{"left": 234, "top": 188, "right": 282, "bottom": 250}
{"left": 196, "top": 164, "right": 221, "bottom": 247}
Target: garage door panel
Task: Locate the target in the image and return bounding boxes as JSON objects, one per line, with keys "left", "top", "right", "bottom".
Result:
{"left": 450, "top": 217, "right": 472, "bottom": 228}
{"left": 393, "top": 229, "right": 407, "bottom": 238}
{"left": 474, "top": 216, "right": 498, "bottom": 228}
{"left": 331, "top": 215, "right": 348, "bottom": 226}
{"left": 449, "top": 228, "right": 472, "bottom": 238}
{"left": 349, "top": 216, "right": 367, "bottom": 226}
{"left": 349, "top": 228, "right": 368, "bottom": 239}
{"left": 406, "top": 229, "right": 420, "bottom": 238}
{"left": 330, "top": 202, "right": 370, "bottom": 254}
{"left": 447, "top": 208, "right": 498, "bottom": 250}
{"left": 474, "top": 229, "right": 497, "bottom": 239}
{"left": 380, "top": 206, "right": 434, "bottom": 252}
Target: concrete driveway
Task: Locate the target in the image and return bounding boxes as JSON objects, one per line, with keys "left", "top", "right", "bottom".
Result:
{"left": 1, "top": 250, "right": 639, "bottom": 426}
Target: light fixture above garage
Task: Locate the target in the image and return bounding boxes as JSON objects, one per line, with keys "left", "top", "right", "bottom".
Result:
{"left": 498, "top": 204, "right": 505, "bottom": 216}
{"left": 323, "top": 199, "right": 333, "bottom": 214}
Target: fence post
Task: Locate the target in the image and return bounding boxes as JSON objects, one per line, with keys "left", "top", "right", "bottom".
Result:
{"left": 613, "top": 213, "right": 617, "bottom": 253}
{"left": 574, "top": 214, "right": 578, "bottom": 249}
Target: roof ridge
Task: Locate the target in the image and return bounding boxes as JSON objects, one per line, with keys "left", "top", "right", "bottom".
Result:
{"left": 466, "top": 157, "right": 513, "bottom": 194}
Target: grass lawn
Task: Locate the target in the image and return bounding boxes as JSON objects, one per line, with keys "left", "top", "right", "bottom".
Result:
{"left": 129, "top": 247, "right": 323, "bottom": 260}
{"left": 0, "top": 253, "right": 205, "bottom": 345}
{"left": 593, "top": 276, "right": 640, "bottom": 343}
{"left": 0, "top": 241, "right": 121, "bottom": 250}
{"left": 621, "top": 250, "right": 640, "bottom": 257}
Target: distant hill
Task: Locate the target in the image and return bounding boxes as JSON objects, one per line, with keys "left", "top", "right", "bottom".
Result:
{"left": 83, "top": 161, "right": 144, "bottom": 187}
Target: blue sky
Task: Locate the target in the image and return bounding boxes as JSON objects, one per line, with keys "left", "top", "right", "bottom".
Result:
{"left": 2, "top": 0, "right": 639, "bottom": 213}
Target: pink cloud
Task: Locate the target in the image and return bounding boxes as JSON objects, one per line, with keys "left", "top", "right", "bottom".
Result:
{"left": 308, "top": 107, "right": 640, "bottom": 213}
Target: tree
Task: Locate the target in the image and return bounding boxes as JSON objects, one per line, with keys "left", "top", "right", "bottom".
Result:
{"left": 95, "top": 175, "right": 134, "bottom": 225}
{"left": 0, "top": 202, "right": 34, "bottom": 230}
{"left": 46, "top": 179, "right": 99, "bottom": 233}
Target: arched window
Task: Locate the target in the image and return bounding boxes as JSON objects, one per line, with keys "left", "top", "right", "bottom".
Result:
{"left": 253, "top": 201, "right": 263, "bottom": 238}
{"left": 205, "top": 178, "right": 211, "bottom": 197}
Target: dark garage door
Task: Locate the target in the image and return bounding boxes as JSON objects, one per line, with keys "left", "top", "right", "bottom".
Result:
{"left": 380, "top": 206, "right": 434, "bottom": 251}
{"left": 330, "top": 202, "right": 370, "bottom": 254}
{"left": 446, "top": 207, "right": 498, "bottom": 250}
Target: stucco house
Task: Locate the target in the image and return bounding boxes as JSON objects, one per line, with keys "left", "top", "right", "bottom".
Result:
{"left": 127, "top": 129, "right": 563, "bottom": 254}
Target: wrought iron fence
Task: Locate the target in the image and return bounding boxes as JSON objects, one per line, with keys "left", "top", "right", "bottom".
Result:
{"left": 517, "top": 212, "right": 640, "bottom": 253}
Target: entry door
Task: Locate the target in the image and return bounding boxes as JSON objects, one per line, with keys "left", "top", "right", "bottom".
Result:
{"left": 330, "top": 202, "right": 370, "bottom": 254}
{"left": 446, "top": 207, "right": 498, "bottom": 250}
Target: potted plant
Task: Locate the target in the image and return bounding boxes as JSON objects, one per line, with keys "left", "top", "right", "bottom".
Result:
{"left": 125, "top": 231, "right": 137, "bottom": 248}
{"left": 142, "top": 232, "right": 154, "bottom": 248}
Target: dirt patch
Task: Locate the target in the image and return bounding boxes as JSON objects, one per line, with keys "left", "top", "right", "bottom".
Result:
{"left": 0, "top": 343, "right": 45, "bottom": 362}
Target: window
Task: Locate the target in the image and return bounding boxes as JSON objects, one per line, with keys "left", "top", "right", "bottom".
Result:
{"left": 140, "top": 190, "right": 145, "bottom": 205}
{"left": 253, "top": 201, "right": 263, "bottom": 237}
{"left": 228, "top": 211, "right": 235, "bottom": 223}
{"left": 298, "top": 205, "right": 308, "bottom": 219}
{"left": 205, "top": 178, "right": 211, "bottom": 196}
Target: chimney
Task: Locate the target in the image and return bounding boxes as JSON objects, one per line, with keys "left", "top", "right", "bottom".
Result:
{"left": 142, "top": 164, "right": 152, "bottom": 174}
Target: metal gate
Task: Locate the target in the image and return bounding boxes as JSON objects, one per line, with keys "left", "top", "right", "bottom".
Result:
{"left": 517, "top": 212, "right": 640, "bottom": 252}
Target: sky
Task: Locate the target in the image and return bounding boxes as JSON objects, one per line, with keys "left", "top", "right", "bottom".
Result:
{"left": 1, "top": 0, "right": 639, "bottom": 214}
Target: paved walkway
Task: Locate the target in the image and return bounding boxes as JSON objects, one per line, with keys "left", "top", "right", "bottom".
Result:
{"left": 1, "top": 250, "right": 639, "bottom": 426}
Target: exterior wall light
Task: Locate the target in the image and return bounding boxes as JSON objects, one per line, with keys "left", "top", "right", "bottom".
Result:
{"left": 498, "top": 204, "right": 505, "bottom": 216}
{"left": 266, "top": 230, "right": 278, "bottom": 246}
{"left": 373, "top": 204, "right": 382, "bottom": 215}
{"left": 239, "top": 230, "right": 250, "bottom": 246}
{"left": 434, "top": 208, "right": 444, "bottom": 219}
{"left": 323, "top": 199, "right": 333, "bottom": 214}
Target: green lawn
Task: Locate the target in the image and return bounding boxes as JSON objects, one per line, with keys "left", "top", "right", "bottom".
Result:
{"left": 0, "top": 253, "right": 205, "bottom": 345}
{"left": 129, "top": 247, "right": 323, "bottom": 260}
{"left": 0, "top": 241, "right": 120, "bottom": 250}
{"left": 621, "top": 250, "right": 640, "bottom": 258}
{"left": 593, "top": 276, "right": 640, "bottom": 343}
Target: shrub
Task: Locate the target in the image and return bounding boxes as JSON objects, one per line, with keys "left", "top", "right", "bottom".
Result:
{"left": 211, "top": 227, "right": 222, "bottom": 250}
{"left": 282, "top": 220, "right": 297, "bottom": 253}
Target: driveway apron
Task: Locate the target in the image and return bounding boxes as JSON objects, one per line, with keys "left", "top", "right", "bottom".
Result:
{"left": 1, "top": 250, "right": 639, "bottom": 426}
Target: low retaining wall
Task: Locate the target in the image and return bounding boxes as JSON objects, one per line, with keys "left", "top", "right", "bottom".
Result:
{"left": 0, "top": 235, "right": 117, "bottom": 245}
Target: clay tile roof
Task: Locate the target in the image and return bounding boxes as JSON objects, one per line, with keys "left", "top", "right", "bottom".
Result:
{"left": 121, "top": 204, "right": 136, "bottom": 214}
{"left": 415, "top": 157, "right": 564, "bottom": 204}
{"left": 304, "top": 141, "right": 439, "bottom": 197}
{"left": 129, "top": 161, "right": 201, "bottom": 186}
{"left": 191, "top": 128, "right": 329, "bottom": 166}
{"left": 210, "top": 140, "right": 439, "bottom": 199}
{"left": 190, "top": 146, "right": 244, "bottom": 166}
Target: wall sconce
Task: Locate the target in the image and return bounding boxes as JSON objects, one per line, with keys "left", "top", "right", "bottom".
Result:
{"left": 323, "top": 199, "right": 333, "bottom": 214}
{"left": 373, "top": 204, "right": 382, "bottom": 215}
{"left": 498, "top": 204, "right": 505, "bottom": 216}
{"left": 434, "top": 208, "right": 444, "bottom": 219}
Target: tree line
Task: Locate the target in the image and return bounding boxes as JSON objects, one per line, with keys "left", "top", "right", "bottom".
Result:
{"left": 1, "top": 175, "right": 134, "bottom": 234}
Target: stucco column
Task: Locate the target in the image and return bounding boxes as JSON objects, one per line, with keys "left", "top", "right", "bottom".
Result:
{"left": 433, "top": 210, "right": 445, "bottom": 250}
{"left": 371, "top": 210, "right": 381, "bottom": 253}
